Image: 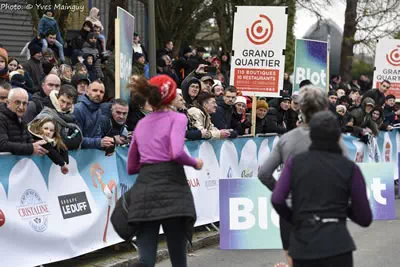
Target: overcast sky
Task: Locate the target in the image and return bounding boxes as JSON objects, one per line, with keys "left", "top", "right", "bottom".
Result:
{"left": 294, "top": 1, "right": 346, "bottom": 38}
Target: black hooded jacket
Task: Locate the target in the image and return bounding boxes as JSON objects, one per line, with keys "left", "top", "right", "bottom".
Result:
{"left": 182, "top": 77, "right": 201, "bottom": 108}
{"left": 0, "top": 104, "right": 33, "bottom": 155}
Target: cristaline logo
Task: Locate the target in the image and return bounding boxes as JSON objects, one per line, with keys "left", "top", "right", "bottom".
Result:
{"left": 386, "top": 46, "right": 400, "bottom": 66}
{"left": 17, "top": 189, "right": 50, "bottom": 232}
{"left": 246, "top": 14, "right": 274, "bottom": 45}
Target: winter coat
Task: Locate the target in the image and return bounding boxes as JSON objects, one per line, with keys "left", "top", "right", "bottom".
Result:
{"left": 85, "top": 7, "right": 104, "bottom": 31}
{"left": 73, "top": 95, "right": 106, "bottom": 149}
{"left": 28, "top": 124, "right": 69, "bottom": 166}
{"left": 22, "top": 58, "right": 44, "bottom": 89}
{"left": 187, "top": 107, "right": 220, "bottom": 139}
{"left": 82, "top": 42, "right": 104, "bottom": 80}
{"left": 256, "top": 108, "right": 286, "bottom": 135}
{"left": 38, "top": 15, "right": 63, "bottom": 44}
{"left": 232, "top": 110, "right": 251, "bottom": 135}
{"left": 383, "top": 105, "right": 396, "bottom": 125}
{"left": 24, "top": 88, "right": 52, "bottom": 123}
{"left": 0, "top": 104, "right": 33, "bottom": 155}
{"left": 362, "top": 88, "right": 385, "bottom": 107}
{"left": 33, "top": 91, "right": 83, "bottom": 150}
{"left": 210, "top": 99, "right": 238, "bottom": 138}
{"left": 131, "top": 61, "right": 145, "bottom": 76}
{"left": 350, "top": 97, "right": 375, "bottom": 127}
{"left": 182, "top": 77, "right": 201, "bottom": 108}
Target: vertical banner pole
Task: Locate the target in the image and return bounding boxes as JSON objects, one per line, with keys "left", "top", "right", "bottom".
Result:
{"left": 251, "top": 95, "right": 257, "bottom": 136}
{"left": 115, "top": 18, "right": 121, "bottom": 98}
{"left": 148, "top": 0, "right": 157, "bottom": 78}
{"left": 326, "top": 34, "right": 331, "bottom": 93}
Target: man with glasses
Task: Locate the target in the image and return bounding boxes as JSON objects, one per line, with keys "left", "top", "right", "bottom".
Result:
{"left": 211, "top": 86, "right": 239, "bottom": 137}
{"left": 0, "top": 88, "right": 48, "bottom": 155}
{"left": 0, "top": 81, "right": 11, "bottom": 103}
{"left": 24, "top": 74, "right": 61, "bottom": 122}
{"left": 362, "top": 79, "right": 390, "bottom": 107}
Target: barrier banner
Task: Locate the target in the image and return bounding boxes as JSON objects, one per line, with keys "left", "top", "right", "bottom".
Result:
{"left": 229, "top": 6, "right": 288, "bottom": 97}
{"left": 0, "top": 150, "right": 122, "bottom": 267}
{"left": 372, "top": 39, "right": 400, "bottom": 99}
{"left": 116, "top": 7, "right": 134, "bottom": 102}
{"left": 293, "top": 39, "right": 328, "bottom": 93}
{"left": 219, "top": 162, "right": 395, "bottom": 250}
{"left": 0, "top": 132, "right": 398, "bottom": 264}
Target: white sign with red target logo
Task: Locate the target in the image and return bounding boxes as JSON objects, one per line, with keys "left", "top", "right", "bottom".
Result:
{"left": 373, "top": 39, "right": 400, "bottom": 99}
{"left": 230, "top": 6, "right": 288, "bottom": 97}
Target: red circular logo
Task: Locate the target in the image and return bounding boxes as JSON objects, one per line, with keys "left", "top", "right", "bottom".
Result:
{"left": 246, "top": 14, "right": 274, "bottom": 45}
{"left": 386, "top": 45, "right": 400, "bottom": 66}
{"left": 0, "top": 209, "right": 5, "bottom": 227}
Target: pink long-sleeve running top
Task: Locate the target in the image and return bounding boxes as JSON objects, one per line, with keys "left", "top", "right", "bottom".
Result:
{"left": 127, "top": 111, "right": 197, "bottom": 175}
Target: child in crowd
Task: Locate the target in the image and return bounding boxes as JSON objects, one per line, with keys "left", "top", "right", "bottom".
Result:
{"left": 82, "top": 33, "right": 103, "bottom": 80}
{"left": 93, "top": 23, "right": 106, "bottom": 54}
{"left": 73, "top": 63, "right": 88, "bottom": 76}
{"left": 83, "top": 54, "right": 98, "bottom": 82}
{"left": 38, "top": 9, "right": 65, "bottom": 63}
{"left": 0, "top": 48, "right": 8, "bottom": 81}
{"left": 28, "top": 117, "right": 69, "bottom": 174}
{"left": 59, "top": 64, "right": 73, "bottom": 85}
{"left": 7, "top": 57, "right": 19, "bottom": 72}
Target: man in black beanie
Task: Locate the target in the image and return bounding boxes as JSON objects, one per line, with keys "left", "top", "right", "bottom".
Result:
{"left": 271, "top": 110, "right": 372, "bottom": 267}
{"left": 22, "top": 43, "right": 44, "bottom": 91}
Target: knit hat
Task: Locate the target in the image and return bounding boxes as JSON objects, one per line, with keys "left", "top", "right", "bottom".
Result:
{"left": 328, "top": 90, "right": 337, "bottom": 97}
{"left": 256, "top": 100, "right": 268, "bottom": 110}
{"left": 197, "top": 47, "right": 207, "bottom": 53}
{"left": 235, "top": 96, "right": 247, "bottom": 105}
{"left": 0, "top": 48, "right": 8, "bottom": 65}
{"left": 10, "top": 73, "right": 25, "bottom": 88}
{"left": 309, "top": 110, "right": 341, "bottom": 143}
{"left": 71, "top": 73, "right": 90, "bottom": 87}
{"left": 149, "top": 75, "right": 177, "bottom": 105}
{"left": 29, "top": 44, "right": 42, "bottom": 57}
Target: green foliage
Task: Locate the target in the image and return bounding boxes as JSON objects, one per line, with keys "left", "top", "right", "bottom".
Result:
{"left": 351, "top": 59, "right": 374, "bottom": 79}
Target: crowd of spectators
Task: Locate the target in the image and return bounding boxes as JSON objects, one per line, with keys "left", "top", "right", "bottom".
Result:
{"left": 0, "top": 6, "right": 398, "bottom": 174}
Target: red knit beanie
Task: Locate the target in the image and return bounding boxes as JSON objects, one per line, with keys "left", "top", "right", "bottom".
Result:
{"left": 149, "top": 75, "right": 177, "bottom": 105}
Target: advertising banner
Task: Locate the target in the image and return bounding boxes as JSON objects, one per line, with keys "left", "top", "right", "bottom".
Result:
{"left": 219, "top": 162, "right": 395, "bottom": 250}
{"left": 230, "top": 6, "right": 288, "bottom": 97}
{"left": 0, "top": 132, "right": 398, "bottom": 264}
{"left": 293, "top": 39, "right": 328, "bottom": 93}
{"left": 116, "top": 7, "right": 134, "bottom": 102}
{"left": 373, "top": 39, "right": 400, "bottom": 99}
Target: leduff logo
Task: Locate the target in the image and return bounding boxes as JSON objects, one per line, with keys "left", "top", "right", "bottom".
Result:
{"left": 246, "top": 14, "right": 274, "bottom": 45}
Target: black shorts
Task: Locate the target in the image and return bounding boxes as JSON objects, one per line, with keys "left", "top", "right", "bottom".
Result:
{"left": 279, "top": 218, "right": 292, "bottom": 250}
{"left": 293, "top": 252, "right": 353, "bottom": 267}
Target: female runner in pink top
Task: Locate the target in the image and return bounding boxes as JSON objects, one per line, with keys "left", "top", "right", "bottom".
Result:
{"left": 126, "top": 75, "right": 203, "bottom": 267}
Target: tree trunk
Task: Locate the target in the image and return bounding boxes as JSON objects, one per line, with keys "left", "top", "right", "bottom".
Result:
{"left": 284, "top": 0, "right": 296, "bottom": 73}
{"left": 339, "top": 0, "right": 358, "bottom": 82}
{"left": 107, "top": 0, "right": 128, "bottom": 50}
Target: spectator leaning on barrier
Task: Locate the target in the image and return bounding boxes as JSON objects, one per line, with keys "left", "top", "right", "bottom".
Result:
{"left": 371, "top": 106, "right": 392, "bottom": 132}
{"left": 271, "top": 110, "right": 372, "bottom": 267}
{"left": 74, "top": 80, "right": 114, "bottom": 150}
{"left": 0, "top": 88, "right": 48, "bottom": 155}
{"left": 0, "top": 81, "right": 11, "bottom": 103}
{"left": 34, "top": 84, "right": 83, "bottom": 150}
{"left": 188, "top": 91, "right": 231, "bottom": 139}
{"left": 362, "top": 80, "right": 390, "bottom": 107}
{"left": 102, "top": 99, "right": 130, "bottom": 147}
{"left": 211, "top": 86, "right": 239, "bottom": 138}
{"left": 350, "top": 97, "right": 375, "bottom": 127}
{"left": 232, "top": 96, "right": 251, "bottom": 135}
{"left": 255, "top": 100, "right": 285, "bottom": 135}
{"left": 383, "top": 94, "right": 398, "bottom": 125}
{"left": 171, "top": 89, "right": 205, "bottom": 140}
{"left": 24, "top": 74, "right": 61, "bottom": 123}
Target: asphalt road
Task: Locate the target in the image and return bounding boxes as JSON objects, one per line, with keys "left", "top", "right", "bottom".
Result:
{"left": 158, "top": 199, "right": 400, "bottom": 267}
